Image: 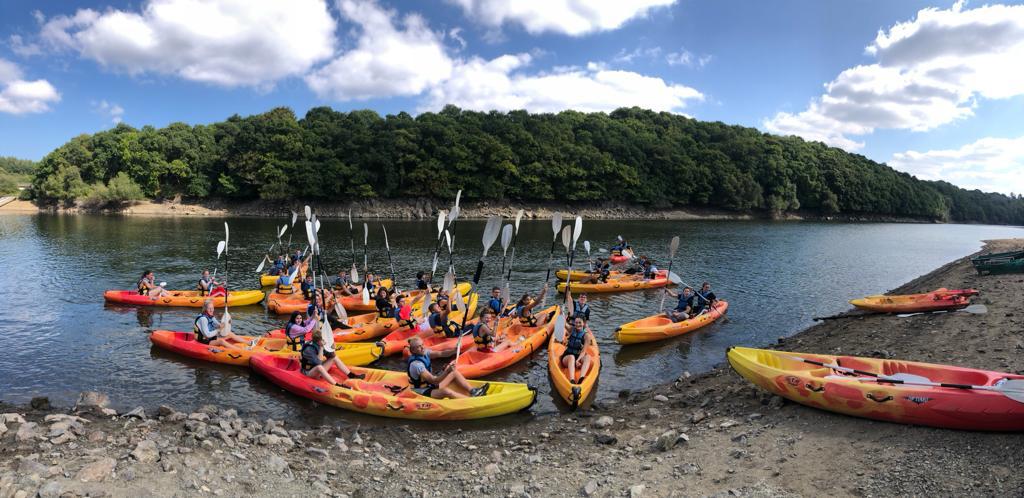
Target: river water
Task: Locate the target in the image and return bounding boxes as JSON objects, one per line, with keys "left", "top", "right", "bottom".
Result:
{"left": 0, "top": 214, "right": 1019, "bottom": 424}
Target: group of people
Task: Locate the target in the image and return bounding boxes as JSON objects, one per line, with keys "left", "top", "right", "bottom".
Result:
{"left": 136, "top": 269, "right": 227, "bottom": 299}
{"left": 665, "top": 281, "right": 718, "bottom": 322}
{"left": 266, "top": 250, "right": 305, "bottom": 277}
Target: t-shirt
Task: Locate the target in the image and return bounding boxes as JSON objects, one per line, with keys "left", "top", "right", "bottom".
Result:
{"left": 675, "top": 293, "right": 696, "bottom": 311}
{"left": 196, "top": 314, "right": 220, "bottom": 339}
{"left": 301, "top": 342, "right": 323, "bottom": 369}
{"left": 407, "top": 349, "right": 433, "bottom": 382}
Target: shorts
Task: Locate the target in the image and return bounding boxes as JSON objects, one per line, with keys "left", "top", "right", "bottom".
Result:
{"left": 196, "top": 334, "right": 213, "bottom": 345}
{"left": 412, "top": 385, "right": 436, "bottom": 397}
{"left": 324, "top": 350, "right": 336, "bottom": 360}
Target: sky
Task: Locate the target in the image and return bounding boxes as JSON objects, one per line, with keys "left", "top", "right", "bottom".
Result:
{"left": 1, "top": 0, "right": 1023, "bottom": 194}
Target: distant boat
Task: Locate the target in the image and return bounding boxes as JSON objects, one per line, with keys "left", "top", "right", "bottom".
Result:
{"left": 971, "top": 249, "right": 1024, "bottom": 275}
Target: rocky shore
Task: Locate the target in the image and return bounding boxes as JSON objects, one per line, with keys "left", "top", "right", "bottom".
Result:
{"left": 0, "top": 197, "right": 935, "bottom": 223}
{"left": 3, "top": 240, "right": 1022, "bottom": 498}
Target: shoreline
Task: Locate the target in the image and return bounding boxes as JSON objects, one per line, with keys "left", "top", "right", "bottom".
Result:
{"left": 3, "top": 239, "right": 1023, "bottom": 497}
{"left": 0, "top": 197, "right": 940, "bottom": 223}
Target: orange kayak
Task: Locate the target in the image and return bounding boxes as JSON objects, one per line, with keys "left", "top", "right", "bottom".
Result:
{"left": 104, "top": 289, "right": 265, "bottom": 308}
{"left": 614, "top": 301, "right": 728, "bottom": 344}
{"left": 556, "top": 270, "right": 670, "bottom": 294}
{"left": 266, "top": 279, "right": 394, "bottom": 315}
{"left": 268, "top": 312, "right": 406, "bottom": 343}
{"left": 849, "top": 288, "right": 978, "bottom": 313}
{"left": 548, "top": 326, "right": 601, "bottom": 410}
{"left": 251, "top": 356, "right": 536, "bottom": 420}
{"left": 149, "top": 330, "right": 382, "bottom": 367}
{"left": 377, "top": 293, "right": 479, "bottom": 356}
{"left": 455, "top": 306, "right": 559, "bottom": 378}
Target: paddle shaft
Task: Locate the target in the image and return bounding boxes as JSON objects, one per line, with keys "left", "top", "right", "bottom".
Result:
{"left": 794, "top": 355, "right": 994, "bottom": 391}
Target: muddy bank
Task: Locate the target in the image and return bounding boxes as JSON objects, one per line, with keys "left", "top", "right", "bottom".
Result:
{"left": 2, "top": 197, "right": 936, "bottom": 223}
{"left": 2, "top": 240, "right": 1022, "bottom": 498}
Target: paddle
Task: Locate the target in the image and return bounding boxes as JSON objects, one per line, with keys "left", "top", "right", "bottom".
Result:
{"left": 221, "top": 222, "right": 233, "bottom": 332}
{"left": 498, "top": 224, "right": 513, "bottom": 281}
{"left": 446, "top": 190, "right": 463, "bottom": 271}
{"left": 382, "top": 225, "right": 397, "bottom": 292}
{"left": 787, "top": 354, "right": 1024, "bottom": 403}
{"left": 362, "top": 223, "right": 369, "bottom": 273}
{"left": 659, "top": 236, "right": 681, "bottom": 312}
{"left": 897, "top": 304, "right": 988, "bottom": 317}
{"left": 584, "top": 240, "right": 592, "bottom": 271}
{"left": 348, "top": 209, "right": 357, "bottom": 276}
{"left": 543, "top": 212, "right": 564, "bottom": 284}
{"left": 455, "top": 216, "right": 502, "bottom": 331}
{"left": 429, "top": 209, "right": 447, "bottom": 282}
{"left": 554, "top": 217, "right": 583, "bottom": 342}
{"left": 505, "top": 209, "right": 525, "bottom": 281}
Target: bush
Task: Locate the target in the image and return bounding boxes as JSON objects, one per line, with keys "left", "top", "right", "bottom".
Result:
{"left": 0, "top": 174, "right": 16, "bottom": 195}
{"left": 79, "top": 173, "right": 145, "bottom": 208}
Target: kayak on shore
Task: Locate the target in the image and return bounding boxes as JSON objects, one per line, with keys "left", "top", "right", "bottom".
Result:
{"left": 548, "top": 325, "right": 600, "bottom": 410}
{"left": 971, "top": 249, "right": 1024, "bottom": 275}
{"left": 149, "top": 330, "right": 383, "bottom": 367}
{"left": 251, "top": 355, "right": 536, "bottom": 420}
{"left": 104, "top": 289, "right": 265, "bottom": 308}
{"left": 614, "top": 301, "right": 729, "bottom": 344}
{"left": 727, "top": 346, "right": 1024, "bottom": 431}
{"left": 849, "top": 288, "right": 978, "bottom": 314}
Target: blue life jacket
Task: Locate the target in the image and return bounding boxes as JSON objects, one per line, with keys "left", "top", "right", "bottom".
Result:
{"left": 472, "top": 322, "right": 492, "bottom": 347}
{"left": 487, "top": 297, "right": 502, "bottom": 315}
{"left": 676, "top": 293, "right": 695, "bottom": 311}
{"left": 565, "top": 326, "right": 586, "bottom": 358}
{"left": 406, "top": 353, "right": 431, "bottom": 388}
{"left": 193, "top": 314, "right": 217, "bottom": 343}
{"left": 301, "top": 281, "right": 314, "bottom": 300}
{"left": 573, "top": 302, "right": 591, "bottom": 322}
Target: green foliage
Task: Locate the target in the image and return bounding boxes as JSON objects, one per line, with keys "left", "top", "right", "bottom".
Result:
{"left": 25, "top": 106, "right": 1024, "bottom": 223}
{"left": 0, "top": 156, "right": 37, "bottom": 175}
{"left": 80, "top": 172, "right": 145, "bottom": 208}
{"left": 0, "top": 174, "right": 17, "bottom": 195}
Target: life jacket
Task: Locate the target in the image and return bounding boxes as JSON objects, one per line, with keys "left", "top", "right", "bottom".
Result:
{"left": 487, "top": 297, "right": 502, "bottom": 315}
{"left": 196, "top": 277, "right": 212, "bottom": 295}
{"left": 376, "top": 297, "right": 393, "bottom": 318}
{"left": 138, "top": 279, "right": 151, "bottom": 296}
{"left": 429, "top": 313, "right": 458, "bottom": 338}
{"left": 276, "top": 283, "right": 295, "bottom": 295}
{"left": 283, "top": 321, "right": 306, "bottom": 350}
{"left": 516, "top": 305, "right": 537, "bottom": 326}
{"left": 193, "top": 314, "right": 217, "bottom": 344}
{"left": 472, "top": 323, "right": 492, "bottom": 347}
{"left": 573, "top": 302, "right": 591, "bottom": 322}
{"left": 416, "top": 279, "right": 429, "bottom": 290}
{"left": 394, "top": 305, "right": 416, "bottom": 328}
{"left": 406, "top": 353, "right": 431, "bottom": 388}
{"left": 301, "top": 281, "right": 315, "bottom": 300}
{"left": 565, "top": 326, "right": 586, "bottom": 358}
{"left": 299, "top": 341, "right": 320, "bottom": 372}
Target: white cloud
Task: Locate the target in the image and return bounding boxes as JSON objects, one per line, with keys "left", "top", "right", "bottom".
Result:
{"left": 613, "top": 46, "right": 662, "bottom": 64}
{"left": 9, "top": 35, "right": 43, "bottom": 57}
{"left": 889, "top": 136, "right": 1024, "bottom": 195}
{"left": 765, "top": 2, "right": 1024, "bottom": 150}
{"left": 38, "top": 0, "right": 336, "bottom": 88}
{"left": 449, "top": 27, "right": 467, "bottom": 50}
{"left": 448, "top": 0, "right": 676, "bottom": 36}
{"left": 305, "top": 0, "right": 453, "bottom": 101}
{"left": 422, "top": 53, "right": 703, "bottom": 113}
{"left": 0, "top": 58, "right": 60, "bottom": 114}
{"left": 93, "top": 100, "right": 125, "bottom": 124}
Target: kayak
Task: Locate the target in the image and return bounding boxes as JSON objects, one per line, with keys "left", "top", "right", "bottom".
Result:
{"left": 266, "top": 279, "right": 394, "bottom": 315}
{"left": 259, "top": 258, "right": 310, "bottom": 287}
{"left": 556, "top": 270, "right": 670, "bottom": 294}
{"left": 849, "top": 288, "right": 978, "bottom": 314}
{"left": 337, "top": 283, "right": 467, "bottom": 312}
{"left": 149, "top": 330, "right": 383, "bottom": 367}
{"left": 609, "top": 254, "right": 630, "bottom": 264}
{"left": 614, "top": 301, "right": 729, "bottom": 344}
{"left": 555, "top": 269, "right": 627, "bottom": 282}
{"left": 727, "top": 347, "right": 1024, "bottom": 431}
{"left": 455, "top": 306, "right": 559, "bottom": 378}
{"left": 377, "top": 293, "right": 480, "bottom": 356}
{"left": 268, "top": 311, "right": 404, "bottom": 343}
{"left": 971, "top": 250, "right": 1024, "bottom": 275}
{"left": 251, "top": 355, "right": 536, "bottom": 420}
{"left": 548, "top": 326, "right": 601, "bottom": 410}
{"left": 104, "top": 289, "right": 265, "bottom": 308}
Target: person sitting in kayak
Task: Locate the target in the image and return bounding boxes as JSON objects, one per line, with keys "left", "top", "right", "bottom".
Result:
{"left": 138, "top": 270, "right": 169, "bottom": 298}
{"left": 193, "top": 300, "right": 246, "bottom": 350}
{"left": 423, "top": 302, "right": 457, "bottom": 337}
{"left": 196, "top": 270, "right": 221, "bottom": 296}
{"left": 289, "top": 249, "right": 303, "bottom": 265}
{"left": 580, "top": 259, "right": 611, "bottom": 284}
{"left": 573, "top": 293, "right": 591, "bottom": 322}
{"left": 267, "top": 255, "right": 285, "bottom": 276}
{"left": 300, "top": 330, "right": 365, "bottom": 386}
{"left": 636, "top": 256, "right": 658, "bottom": 280}
{"left": 665, "top": 286, "right": 697, "bottom": 322}
{"left": 486, "top": 287, "right": 503, "bottom": 316}
{"left": 374, "top": 287, "right": 396, "bottom": 318}
{"left": 282, "top": 309, "right": 318, "bottom": 349}
{"left": 471, "top": 309, "right": 507, "bottom": 353}
{"left": 559, "top": 315, "right": 594, "bottom": 384}
{"left": 510, "top": 284, "right": 548, "bottom": 326}
{"left": 393, "top": 294, "right": 417, "bottom": 328}
{"left": 415, "top": 271, "right": 431, "bottom": 291}
{"left": 406, "top": 336, "right": 488, "bottom": 399}
{"left": 300, "top": 275, "right": 316, "bottom": 300}
{"left": 276, "top": 271, "right": 296, "bottom": 294}
{"left": 693, "top": 281, "right": 717, "bottom": 315}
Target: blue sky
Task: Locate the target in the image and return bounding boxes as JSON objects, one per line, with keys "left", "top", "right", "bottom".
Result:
{"left": 2, "top": 0, "right": 1023, "bottom": 194}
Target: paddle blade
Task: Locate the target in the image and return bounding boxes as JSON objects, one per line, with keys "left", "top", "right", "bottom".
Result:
{"left": 279, "top": 224, "right": 287, "bottom": 238}
{"left": 572, "top": 216, "right": 582, "bottom": 250}
{"left": 448, "top": 206, "right": 460, "bottom": 224}
{"left": 553, "top": 311, "right": 566, "bottom": 342}
{"left": 561, "top": 226, "right": 571, "bottom": 252}
{"left": 669, "top": 236, "right": 680, "bottom": 258}
{"left": 551, "top": 212, "right": 562, "bottom": 237}
{"left": 314, "top": 217, "right": 321, "bottom": 234}
{"left": 444, "top": 230, "right": 452, "bottom": 253}
{"left": 436, "top": 210, "right": 446, "bottom": 236}
{"left": 455, "top": 189, "right": 462, "bottom": 208}
{"left": 420, "top": 291, "right": 431, "bottom": 320}
{"left": 256, "top": 259, "right": 266, "bottom": 274}
{"left": 997, "top": 379, "right": 1024, "bottom": 403}
{"left": 363, "top": 223, "right": 368, "bottom": 244}
{"left": 290, "top": 266, "right": 299, "bottom": 281}
{"left": 883, "top": 373, "right": 934, "bottom": 384}
{"left": 963, "top": 304, "right": 988, "bottom": 314}
{"left": 361, "top": 287, "right": 370, "bottom": 305}
{"left": 502, "top": 282, "right": 510, "bottom": 307}
{"left": 350, "top": 266, "right": 359, "bottom": 283}
{"left": 482, "top": 216, "right": 502, "bottom": 256}
{"left": 304, "top": 205, "right": 311, "bottom": 221}
{"left": 291, "top": 211, "right": 297, "bottom": 227}
{"left": 584, "top": 240, "right": 591, "bottom": 255}
{"left": 348, "top": 209, "right": 353, "bottom": 230}
{"left": 304, "top": 221, "right": 316, "bottom": 252}
{"left": 514, "top": 209, "right": 524, "bottom": 232}
{"left": 659, "top": 289, "right": 667, "bottom": 311}
{"left": 216, "top": 240, "right": 226, "bottom": 258}
{"left": 443, "top": 271, "right": 455, "bottom": 293}
{"left": 452, "top": 287, "right": 467, "bottom": 313}
{"left": 335, "top": 301, "right": 348, "bottom": 322}
{"left": 668, "top": 271, "right": 683, "bottom": 285}
{"left": 431, "top": 253, "right": 439, "bottom": 273}
{"left": 501, "top": 224, "right": 513, "bottom": 253}
{"left": 224, "top": 222, "right": 229, "bottom": 249}
{"left": 382, "top": 225, "right": 391, "bottom": 251}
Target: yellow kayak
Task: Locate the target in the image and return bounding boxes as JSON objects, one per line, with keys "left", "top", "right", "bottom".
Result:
{"left": 614, "top": 301, "right": 729, "bottom": 344}
{"left": 555, "top": 269, "right": 627, "bottom": 282}
{"left": 258, "top": 257, "right": 310, "bottom": 287}
{"left": 556, "top": 270, "right": 670, "bottom": 294}
{"left": 252, "top": 356, "right": 536, "bottom": 420}
{"left": 548, "top": 327, "right": 600, "bottom": 410}
{"left": 149, "top": 330, "right": 382, "bottom": 367}
{"left": 104, "top": 289, "right": 265, "bottom": 307}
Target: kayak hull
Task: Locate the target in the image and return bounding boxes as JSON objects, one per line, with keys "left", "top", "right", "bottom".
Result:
{"left": 455, "top": 306, "right": 559, "bottom": 378}
{"left": 378, "top": 294, "right": 479, "bottom": 356}
{"left": 251, "top": 356, "right": 536, "bottom": 420}
{"left": 555, "top": 269, "right": 626, "bottom": 282}
{"left": 548, "top": 327, "right": 600, "bottom": 410}
{"left": 727, "top": 347, "right": 1024, "bottom": 431}
{"left": 849, "top": 288, "right": 977, "bottom": 313}
{"left": 266, "top": 279, "right": 395, "bottom": 314}
{"left": 149, "top": 330, "right": 382, "bottom": 367}
{"left": 557, "top": 270, "right": 669, "bottom": 294}
{"left": 105, "top": 290, "right": 265, "bottom": 308}
{"left": 614, "top": 301, "right": 728, "bottom": 344}
{"left": 971, "top": 250, "right": 1024, "bottom": 275}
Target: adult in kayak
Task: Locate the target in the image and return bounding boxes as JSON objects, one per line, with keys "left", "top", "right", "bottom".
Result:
{"left": 138, "top": 270, "right": 169, "bottom": 298}
{"left": 560, "top": 315, "right": 595, "bottom": 383}
{"left": 406, "top": 336, "right": 488, "bottom": 399}
{"left": 282, "top": 309, "right": 318, "bottom": 349}
{"left": 486, "top": 287, "right": 504, "bottom": 316}
{"left": 573, "top": 293, "right": 591, "bottom": 323}
{"left": 415, "top": 271, "right": 431, "bottom": 291}
{"left": 693, "top": 281, "right": 718, "bottom": 315}
{"left": 426, "top": 302, "right": 460, "bottom": 337}
{"left": 300, "top": 330, "right": 366, "bottom": 385}
{"left": 196, "top": 270, "right": 222, "bottom": 296}
{"left": 664, "top": 286, "right": 697, "bottom": 322}
{"left": 300, "top": 274, "right": 316, "bottom": 300}
{"left": 194, "top": 300, "right": 247, "bottom": 350}
{"left": 509, "top": 284, "right": 549, "bottom": 326}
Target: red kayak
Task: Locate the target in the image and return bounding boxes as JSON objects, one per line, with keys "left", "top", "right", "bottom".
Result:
{"left": 609, "top": 254, "right": 629, "bottom": 264}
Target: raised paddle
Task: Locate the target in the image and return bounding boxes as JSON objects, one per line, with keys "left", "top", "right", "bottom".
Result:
{"left": 446, "top": 190, "right": 463, "bottom": 270}
{"left": 505, "top": 209, "right": 525, "bottom": 281}
{"left": 659, "top": 236, "right": 681, "bottom": 311}
{"left": 583, "top": 240, "right": 592, "bottom": 271}
{"left": 543, "top": 212, "right": 563, "bottom": 284}
{"left": 382, "top": 225, "right": 397, "bottom": 292}
{"left": 348, "top": 209, "right": 356, "bottom": 270}
{"left": 498, "top": 224, "right": 513, "bottom": 280}
{"left": 429, "top": 209, "right": 447, "bottom": 281}
{"left": 786, "top": 354, "right": 1024, "bottom": 403}
{"left": 455, "top": 216, "right": 502, "bottom": 332}
{"left": 362, "top": 223, "right": 369, "bottom": 273}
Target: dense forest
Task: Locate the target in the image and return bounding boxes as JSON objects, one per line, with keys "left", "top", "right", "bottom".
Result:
{"left": 0, "top": 156, "right": 36, "bottom": 195}
{"left": 24, "top": 106, "right": 1024, "bottom": 224}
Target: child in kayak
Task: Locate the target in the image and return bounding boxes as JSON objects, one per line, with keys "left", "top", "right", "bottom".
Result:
{"left": 300, "top": 330, "right": 365, "bottom": 385}
{"left": 665, "top": 286, "right": 697, "bottom": 322}
{"left": 282, "top": 310, "right": 318, "bottom": 349}
{"left": 138, "top": 270, "right": 169, "bottom": 298}
{"left": 470, "top": 309, "right": 505, "bottom": 353}
{"left": 405, "top": 336, "right": 487, "bottom": 399}
{"left": 510, "top": 283, "right": 549, "bottom": 326}
{"left": 560, "top": 315, "right": 594, "bottom": 384}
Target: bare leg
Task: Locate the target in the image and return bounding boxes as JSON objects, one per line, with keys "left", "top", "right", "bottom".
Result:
{"left": 437, "top": 368, "right": 474, "bottom": 394}
{"left": 326, "top": 356, "right": 352, "bottom": 376}
{"left": 308, "top": 365, "right": 338, "bottom": 385}
{"left": 578, "top": 354, "right": 592, "bottom": 381}
{"left": 562, "top": 355, "right": 577, "bottom": 384}
{"left": 210, "top": 338, "right": 244, "bottom": 351}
